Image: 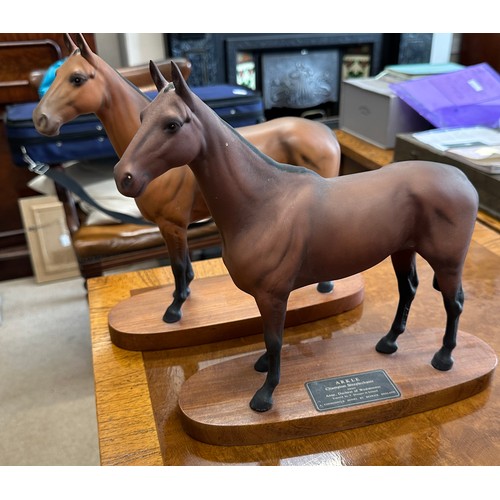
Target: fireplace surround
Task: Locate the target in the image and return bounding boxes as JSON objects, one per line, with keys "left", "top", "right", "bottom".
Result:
{"left": 166, "top": 33, "right": 431, "bottom": 120}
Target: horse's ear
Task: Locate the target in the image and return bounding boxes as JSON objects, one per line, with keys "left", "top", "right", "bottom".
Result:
{"left": 75, "top": 33, "right": 98, "bottom": 66}
{"left": 64, "top": 33, "right": 78, "bottom": 54}
{"left": 171, "top": 61, "right": 192, "bottom": 100}
{"left": 150, "top": 60, "right": 169, "bottom": 91}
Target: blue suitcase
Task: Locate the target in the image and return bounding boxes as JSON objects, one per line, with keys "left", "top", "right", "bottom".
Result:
{"left": 191, "top": 84, "right": 265, "bottom": 127}
{"left": 148, "top": 85, "right": 265, "bottom": 127}
{"left": 146, "top": 83, "right": 266, "bottom": 127}
{"left": 6, "top": 84, "right": 264, "bottom": 168}
{"left": 5, "top": 102, "right": 118, "bottom": 167}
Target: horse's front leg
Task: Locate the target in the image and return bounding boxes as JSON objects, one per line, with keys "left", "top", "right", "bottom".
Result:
{"left": 250, "top": 292, "right": 288, "bottom": 412}
{"left": 161, "top": 225, "right": 194, "bottom": 323}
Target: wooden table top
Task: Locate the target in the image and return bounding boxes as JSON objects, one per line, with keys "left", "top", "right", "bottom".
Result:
{"left": 334, "top": 129, "right": 394, "bottom": 170}
{"left": 87, "top": 220, "right": 500, "bottom": 466}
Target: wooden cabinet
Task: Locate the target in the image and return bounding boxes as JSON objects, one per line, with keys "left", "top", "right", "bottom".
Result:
{"left": 460, "top": 33, "right": 500, "bottom": 73}
{"left": 0, "top": 34, "right": 95, "bottom": 281}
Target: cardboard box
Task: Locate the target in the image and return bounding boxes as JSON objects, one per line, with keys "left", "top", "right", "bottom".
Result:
{"left": 339, "top": 77, "right": 430, "bottom": 149}
{"left": 18, "top": 195, "right": 79, "bottom": 283}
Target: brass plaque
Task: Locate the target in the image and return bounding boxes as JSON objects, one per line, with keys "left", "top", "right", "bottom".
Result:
{"left": 305, "top": 369, "right": 401, "bottom": 412}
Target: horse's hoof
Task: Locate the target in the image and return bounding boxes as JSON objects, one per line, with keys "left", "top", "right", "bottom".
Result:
{"left": 317, "top": 281, "right": 334, "bottom": 293}
{"left": 163, "top": 307, "right": 181, "bottom": 324}
{"left": 375, "top": 336, "right": 398, "bottom": 354}
{"left": 254, "top": 353, "right": 269, "bottom": 372}
{"left": 250, "top": 393, "right": 273, "bottom": 412}
{"left": 431, "top": 351, "right": 454, "bottom": 371}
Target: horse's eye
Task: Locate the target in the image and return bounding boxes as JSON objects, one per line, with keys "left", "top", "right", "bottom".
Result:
{"left": 165, "top": 121, "right": 180, "bottom": 133}
{"left": 70, "top": 74, "right": 87, "bottom": 87}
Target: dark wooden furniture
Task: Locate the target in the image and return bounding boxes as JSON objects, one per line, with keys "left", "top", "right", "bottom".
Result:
{"left": 0, "top": 34, "right": 95, "bottom": 281}
{"left": 460, "top": 33, "right": 500, "bottom": 73}
{"left": 87, "top": 220, "right": 500, "bottom": 465}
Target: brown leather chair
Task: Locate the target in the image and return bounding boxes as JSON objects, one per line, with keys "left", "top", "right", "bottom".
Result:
{"left": 30, "top": 58, "right": 222, "bottom": 282}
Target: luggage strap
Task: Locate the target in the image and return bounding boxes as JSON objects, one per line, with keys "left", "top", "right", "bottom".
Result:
{"left": 21, "top": 147, "right": 155, "bottom": 226}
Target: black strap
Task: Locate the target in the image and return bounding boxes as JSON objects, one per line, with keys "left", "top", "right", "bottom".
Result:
{"left": 21, "top": 147, "right": 154, "bottom": 226}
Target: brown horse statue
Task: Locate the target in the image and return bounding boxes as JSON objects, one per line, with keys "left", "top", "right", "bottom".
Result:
{"left": 114, "top": 61, "right": 479, "bottom": 412}
{"left": 33, "top": 33, "right": 341, "bottom": 323}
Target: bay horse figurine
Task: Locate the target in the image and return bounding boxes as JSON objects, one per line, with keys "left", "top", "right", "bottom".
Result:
{"left": 114, "top": 60, "right": 479, "bottom": 412}
{"left": 33, "top": 33, "right": 341, "bottom": 323}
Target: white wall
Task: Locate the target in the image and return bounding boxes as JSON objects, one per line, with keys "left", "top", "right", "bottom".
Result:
{"left": 430, "top": 33, "right": 454, "bottom": 63}
{"left": 95, "top": 33, "right": 166, "bottom": 67}
{"left": 120, "top": 33, "right": 166, "bottom": 66}
{"left": 94, "top": 33, "right": 123, "bottom": 67}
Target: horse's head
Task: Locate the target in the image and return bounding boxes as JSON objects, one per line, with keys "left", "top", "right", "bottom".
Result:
{"left": 33, "top": 33, "right": 105, "bottom": 136}
{"left": 114, "top": 60, "right": 202, "bottom": 198}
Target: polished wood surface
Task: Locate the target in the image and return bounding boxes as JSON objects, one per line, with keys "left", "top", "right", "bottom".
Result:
{"left": 335, "top": 129, "right": 394, "bottom": 171}
{"left": 179, "top": 329, "right": 496, "bottom": 446}
{"left": 88, "top": 219, "right": 500, "bottom": 465}
{"left": 108, "top": 274, "right": 364, "bottom": 350}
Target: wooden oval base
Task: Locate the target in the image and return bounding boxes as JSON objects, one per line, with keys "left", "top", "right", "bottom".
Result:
{"left": 108, "top": 274, "right": 364, "bottom": 350}
{"left": 178, "top": 329, "right": 497, "bottom": 446}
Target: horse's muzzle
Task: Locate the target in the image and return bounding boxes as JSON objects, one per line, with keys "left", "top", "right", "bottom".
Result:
{"left": 33, "top": 110, "right": 60, "bottom": 137}
{"left": 122, "top": 173, "right": 134, "bottom": 190}
{"left": 114, "top": 166, "right": 144, "bottom": 198}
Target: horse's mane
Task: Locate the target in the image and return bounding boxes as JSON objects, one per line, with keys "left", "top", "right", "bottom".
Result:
{"left": 112, "top": 67, "right": 153, "bottom": 102}
{"left": 224, "top": 121, "right": 316, "bottom": 176}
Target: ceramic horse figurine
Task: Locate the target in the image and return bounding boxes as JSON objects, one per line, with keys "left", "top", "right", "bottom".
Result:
{"left": 114, "top": 61, "right": 479, "bottom": 412}
{"left": 33, "top": 33, "right": 341, "bottom": 324}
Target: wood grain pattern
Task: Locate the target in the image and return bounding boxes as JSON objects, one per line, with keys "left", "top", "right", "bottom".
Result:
{"left": 88, "top": 259, "right": 227, "bottom": 465}
{"left": 108, "top": 274, "right": 364, "bottom": 350}
{"left": 0, "top": 34, "right": 96, "bottom": 104}
{"left": 335, "top": 129, "right": 394, "bottom": 170}
{"left": 179, "top": 329, "right": 496, "bottom": 446}
{"left": 87, "top": 220, "right": 500, "bottom": 465}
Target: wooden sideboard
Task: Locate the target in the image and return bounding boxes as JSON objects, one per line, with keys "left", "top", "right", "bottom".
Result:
{"left": 87, "top": 128, "right": 499, "bottom": 465}
{"left": 88, "top": 220, "right": 499, "bottom": 465}
{"left": 335, "top": 129, "right": 394, "bottom": 172}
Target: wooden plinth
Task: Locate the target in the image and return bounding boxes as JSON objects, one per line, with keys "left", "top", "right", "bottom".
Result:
{"left": 178, "top": 329, "right": 497, "bottom": 446}
{"left": 108, "top": 274, "right": 364, "bottom": 350}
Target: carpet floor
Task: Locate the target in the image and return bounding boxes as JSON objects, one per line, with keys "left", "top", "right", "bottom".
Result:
{"left": 0, "top": 274, "right": 99, "bottom": 465}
